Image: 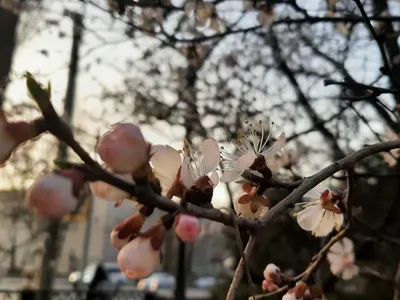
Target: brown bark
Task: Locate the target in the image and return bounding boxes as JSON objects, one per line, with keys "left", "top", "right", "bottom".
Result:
{"left": 0, "top": 7, "right": 18, "bottom": 108}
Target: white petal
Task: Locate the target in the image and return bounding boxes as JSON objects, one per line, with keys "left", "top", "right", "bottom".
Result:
{"left": 208, "top": 170, "right": 219, "bottom": 187}
{"left": 261, "top": 132, "right": 286, "bottom": 157}
{"left": 235, "top": 202, "right": 262, "bottom": 219}
{"left": 334, "top": 213, "right": 344, "bottom": 230}
{"left": 329, "top": 240, "right": 345, "bottom": 254}
{"left": 327, "top": 252, "right": 342, "bottom": 266}
{"left": 341, "top": 265, "right": 359, "bottom": 280}
{"left": 150, "top": 145, "right": 181, "bottom": 177}
{"left": 296, "top": 205, "right": 324, "bottom": 231}
{"left": 234, "top": 151, "right": 257, "bottom": 169}
{"left": 220, "top": 169, "right": 244, "bottom": 183}
{"left": 313, "top": 211, "right": 336, "bottom": 237}
{"left": 181, "top": 157, "right": 195, "bottom": 188}
{"left": 303, "top": 186, "right": 330, "bottom": 199}
{"left": 342, "top": 237, "right": 354, "bottom": 253}
{"left": 199, "top": 139, "right": 220, "bottom": 174}
{"left": 328, "top": 255, "right": 345, "bottom": 275}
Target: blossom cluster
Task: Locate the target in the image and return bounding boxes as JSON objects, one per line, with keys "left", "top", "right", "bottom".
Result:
{"left": 262, "top": 237, "right": 359, "bottom": 300}
{"left": 0, "top": 101, "right": 357, "bottom": 288}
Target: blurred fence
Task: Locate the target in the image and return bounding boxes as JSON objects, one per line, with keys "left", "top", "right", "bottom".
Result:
{"left": 0, "top": 290, "right": 147, "bottom": 300}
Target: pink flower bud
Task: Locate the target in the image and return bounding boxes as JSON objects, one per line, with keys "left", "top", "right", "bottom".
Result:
{"left": 97, "top": 123, "right": 149, "bottom": 173}
{"left": 262, "top": 279, "right": 278, "bottom": 292}
{"left": 89, "top": 166, "right": 134, "bottom": 201}
{"left": 293, "top": 281, "right": 308, "bottom": 299}
{"left": 26, "top": 170, "right": 85, "bottom": 218}
{"left": 110, "top": 230, "right": 131, "bottom": 250}
{"left": 117, "top": 236, "right": 161, "bottom": 279}
{"left": 282, "top": 292, "right": 298, "bottom": 300}
{"left": 263, "top": 263, "right": 280, "bottom": 281}
{"left": 0, "top": 112, "right": 38, "bottom": 167}
{"left": 110, "top": 211, "right": 147, "bottom": 250}
{"left": 174, "top": 214, "right": 201, "bottom": 243}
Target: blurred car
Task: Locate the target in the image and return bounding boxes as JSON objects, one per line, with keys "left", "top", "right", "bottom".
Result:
{"left": 193, "top": 276, "right": 217, "bottom": 289}
{"left": 137, "top": 272, "right": 176, "bottom": 292}
{"left": 68, "top": 262, "right": 129, "bottom": 289}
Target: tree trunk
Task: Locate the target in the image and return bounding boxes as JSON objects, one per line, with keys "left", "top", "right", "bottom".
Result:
{"left": 0, "top": 6, "right": 18, "bottom": 108}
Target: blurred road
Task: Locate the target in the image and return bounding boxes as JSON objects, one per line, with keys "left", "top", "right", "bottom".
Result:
{"left": 0, "top": 277, "right": 211, "bottom": 299}
{"left": 0, "top": 277, "right": 70, "bottom": 290}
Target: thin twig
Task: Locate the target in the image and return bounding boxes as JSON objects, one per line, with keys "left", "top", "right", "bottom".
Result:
{"left": 231, "top": 210, "right": 256, "bottom": 299}
{"left": 352, "top": 0, "right": 400, "bottom": 89}
{"left": 346, "top": 167, "right": 356, "bottom": 228}
{"left": 333, "top": 172, "right": 400, "bottom": 179}
{"left": 226, "top": 236, "right": 257, "bottom": 300}
{"left": 324, "top": 79, "right": 398, "bottom": 95}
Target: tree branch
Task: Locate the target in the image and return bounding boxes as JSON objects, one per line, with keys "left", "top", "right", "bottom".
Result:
{"left": 226, "top": 236, "right": 257, "bottom": 300}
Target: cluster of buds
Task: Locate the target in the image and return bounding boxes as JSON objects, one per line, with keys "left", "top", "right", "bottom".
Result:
{"left": 91, "top": 122, "right": 220, "bottom": 207}
{"left": 262, "top": 263, "right": 323, "bottom": 300}
{"left": 92, "top": 123, "right": 205, "bottom": 278}
{"left": 262, "top": 264, "right": 281, "bottom": 292}
{"left": 282, "top": 281, "right": 323, "bottom": 300}
{"left": 115, "top": 211, "right": 201, "bottom": 279}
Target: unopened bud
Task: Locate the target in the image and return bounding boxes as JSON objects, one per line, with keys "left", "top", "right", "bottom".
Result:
{"left": 263, "top": 263, "right": 281, "bottom": 282}
{"left": 174, "top": 214, "right": 201, "bottom": 243}
{"left": 26, "top": 170, "right": 85, "bottom": 218}
{"left": 97, "top": 123, "right": 149, "bottom": 174}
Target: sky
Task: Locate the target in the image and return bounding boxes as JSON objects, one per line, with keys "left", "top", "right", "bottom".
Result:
{"left": 3, "top": 0, "right": 400, "bottom": 204}
{"left": 3, "top": 0, "right": 233, "bottom": 207}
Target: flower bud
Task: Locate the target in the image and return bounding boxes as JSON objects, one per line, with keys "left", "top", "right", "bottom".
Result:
{"left": 97, "top": 123, "right": 149, "bottom": 173}
{"left": 282, "top": 292, "right": 297, "bottom": 300}
{"left": 261, "top": 279, "right": 278, "bottom": 292}
{"left": 110, "top": 206, "right": 153, "bottom": 250}
{"left": 26, "top": 170, "right": 85, "bottom": 218}
{"left": 294, "top": 281, "right": 308, "bottom": 299}
{"left": 174, "top": 214, "right": 201, "bottom": 243}
{"left": 117, "top": 236, "right": 161, "bottom": 279}
{"left": 118, "top": 219, "right": 167, "bottom": 279}
{"left": 263, "top": 263, "right": 280, "bottom": 281}
{"left": 90, "top": 166, "right": 134, "bottom": 202}
{"left": 0, "top": 112, "right": 39, "bottom": 167}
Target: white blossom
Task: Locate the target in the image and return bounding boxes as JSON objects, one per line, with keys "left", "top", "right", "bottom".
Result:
{"left": 327, "top": 237, "right": 359, "bottom": 280}
{"left": 181, "top": 139, "right": 220, "bottom": 189}
{"left": 220, "top": 121, "right": 285, "bottom": 183}
{"left": 150, "top": 144, "right": 182, "bottom": 198}
{"left": 295, "top": 186, "right": 343, "bottom": 237}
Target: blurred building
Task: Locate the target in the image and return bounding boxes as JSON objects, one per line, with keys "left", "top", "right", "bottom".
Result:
{"left": 0, "top": 190, "right": 226, "bottom": 277}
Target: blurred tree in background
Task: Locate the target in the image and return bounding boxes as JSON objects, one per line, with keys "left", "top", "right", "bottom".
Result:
{"left": 2, "top": 0, "right": 400, "bottom": 299}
